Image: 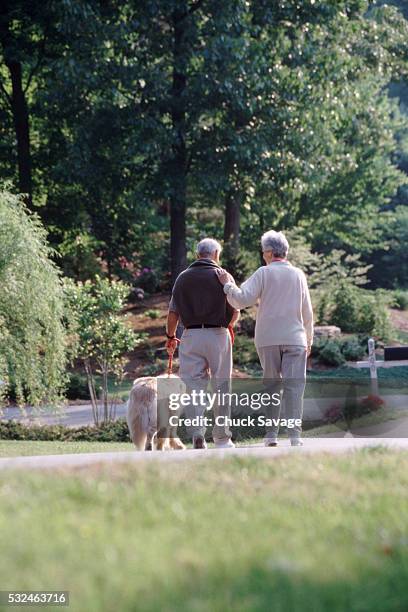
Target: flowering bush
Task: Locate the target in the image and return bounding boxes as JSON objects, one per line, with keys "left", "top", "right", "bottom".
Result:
{"left": 324, "top": 394, "right": 385, "bottom": 424}
{"left": 324, "top": 404, "right": 343, "bottom": 424}
{"left": 359, "top": 394, "right": 386, "bottom": 412}
{"left": 133, "top": 267, "right": 160, "bottom": 293}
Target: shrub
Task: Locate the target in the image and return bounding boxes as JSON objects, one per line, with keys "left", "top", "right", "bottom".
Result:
{"left": 341, "top": 339, "right": 366, "bottom": 362}
{"left": 65, "top": 372, "right": 102, "bottom": 401}
{"left": 326, "top": 282, "right": 392, "bottom": 341}
{"left": 239, "top": 311, "right": 256, "bottom": 337}
{"left": 59, "top": 230, "right": 103, "bottom": 281}
{"left": 0, "top": 185, "right": 67, "bottom": 407}
{"left": 64, "top": 277, "right": 145, "bottom": 424}
{"left": 360, "top": 394, "right": 386, "bottom": 412}
{"left": 0, "top": 419, "right": 130, "bottom": 442}
{"left": 233, "top": 335, "right": 260, "bottom": 369}
{"left": 310, "top": 337, "right": 330, "bottom": 358}
{"left": 134, "top": 268, "right": 160, "bottom": 293}
{"left": 393, "top": 289, "right": 408, "bottom": 311}
{"left": 329, "top": 284, "right": 362, "bottom": 333}
{"left": 318, "top": 341, "right": 346, "bottom": 366}
{"left": 324, "top": 394, "right": 385, "bottom": 424}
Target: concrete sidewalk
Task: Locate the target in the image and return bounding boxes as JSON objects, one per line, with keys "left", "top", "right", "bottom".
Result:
{"left": 1, "top": 438, "right": 408, "bottom": 471}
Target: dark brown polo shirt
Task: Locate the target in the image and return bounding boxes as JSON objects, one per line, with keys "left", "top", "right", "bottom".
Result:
{"left": 169, "top": 259, "right": 235, "bottom": 328}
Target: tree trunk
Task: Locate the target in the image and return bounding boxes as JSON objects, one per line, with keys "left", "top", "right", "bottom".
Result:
{"left": 7, "top": 61, "right": 32, "bottom": 206}
{"left": 170, "top": 4, "right": 188, "bottom": 284}
{"left": 223, "top": 190, "right": 241, "bottom": 258}
{"left": 0, "top": 9, "right": 33, "bottom": 207}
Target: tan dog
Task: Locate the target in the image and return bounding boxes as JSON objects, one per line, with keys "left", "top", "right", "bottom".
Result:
{"left": 126, "top": 375, "right": 186, "bottom": 451}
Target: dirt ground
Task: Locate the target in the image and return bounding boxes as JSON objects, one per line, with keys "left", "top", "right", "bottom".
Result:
{"left": 124, "top": 293, "right": 171, "bottom": 377}
{"left": 390, "top": 308, "right": 408, "bottom": 334}
{"left": 124, "top": 293, "right": 246, "bottom": 378}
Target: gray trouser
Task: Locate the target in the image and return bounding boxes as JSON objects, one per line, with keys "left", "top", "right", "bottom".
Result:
{"left": 179, "top": 328, "right": 232, "bottom": 442}
{"left": 257, "top": 345, "right": 307, "bottom": 440}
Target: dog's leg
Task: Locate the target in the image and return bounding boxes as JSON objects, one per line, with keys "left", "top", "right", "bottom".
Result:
{"left": 145, "top": 433, "right": 153, "bottom": 451}
{"left": 168, "top": 405, "right": 185, "bottom": 450}
{"left": 156, "top": 426, "right": 169, "bottom": 451}
{"left": 169, "top": 437, "right": 186, "bottom": 450}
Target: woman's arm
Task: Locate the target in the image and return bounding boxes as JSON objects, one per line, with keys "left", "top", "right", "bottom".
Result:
{"left": 217, "top": 268, "right": 263, "bottom": 309}
{"left": 301, "top": 274, "right": 314, "bottom": 354}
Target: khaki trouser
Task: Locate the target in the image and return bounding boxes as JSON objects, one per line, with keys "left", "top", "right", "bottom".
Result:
{"left": 257, "top": 345, "right": 307, "bottom": 441}
{"left": 179, "top": 328, "right": 232, "bottom": 442}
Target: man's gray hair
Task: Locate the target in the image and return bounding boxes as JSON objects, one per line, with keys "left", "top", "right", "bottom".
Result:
{"left": 261, "top": 230, "right": 289, "bottom": 258}
{"left": 197, "top": 238, "right": 222, "bottom": 258}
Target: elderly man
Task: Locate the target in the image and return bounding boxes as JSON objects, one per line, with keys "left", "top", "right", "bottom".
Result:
{"left": 166, "top": 238, "right": 239, "bottom": 449}
{"left": 217, "top": 230, "right": 313, "bottom": 447}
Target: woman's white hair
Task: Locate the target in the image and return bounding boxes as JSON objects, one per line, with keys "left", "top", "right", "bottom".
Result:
{"left": 261, "top": 230, "right": 289, "bottom": 258}
{"left": 197, "top": 238, "right": 222, "bottom": 258}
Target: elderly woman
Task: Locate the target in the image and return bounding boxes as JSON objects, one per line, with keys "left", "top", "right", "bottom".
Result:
{"left": 217, "top": 230, "right": 313, "bottom": 447}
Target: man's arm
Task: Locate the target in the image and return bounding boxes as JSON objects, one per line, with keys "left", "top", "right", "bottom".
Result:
{"left": 229, "top": 308, "right": 240, "bottom": 327}
{"left": 165, "top": 296, "right": 180, "bottom": 355}
{"left": 166, "top": 310, "right": 179, "bottom": 338}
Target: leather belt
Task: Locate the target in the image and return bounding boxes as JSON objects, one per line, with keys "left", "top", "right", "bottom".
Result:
{"left": 186, "top": 324, "right": 225, "bottom": 329}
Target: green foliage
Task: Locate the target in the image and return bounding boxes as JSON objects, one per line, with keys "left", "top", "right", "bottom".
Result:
{"left": 0, "top": 419, "right": 130, "bottom": 442}
{"left": 144, "top": 309, "right": 160, "bottom": 320}
{"left": 393, "top": 289, "right": 408, "bottom": 310}
{"left": 239, "top": 310, "right": 256, "bottom": 338}
{"left": 368, "top": 207, "right": 408, "bottom": 289}
{"left": 1, "top": 0, "right": 408, "bottom": 285}
{"left": 65, "top": 372, "right": 101, "bottom": 401}
{"left": 134, "top": 268, "right": 161, "bottom": 293}
{"left": 341, "top": 339, "right": 366, "bottom": 362}
{"left": 0, "top": 186, "right": 67, "bottom": 407}
{"left": 317, "top": 281, "right": 393, "bottom": 341}
{"left": 233, "top": 334, "right": 261, "bottom": 371}
{"left": 312, "top": 336, "right": 366, "bottom": 364}
{"left": 318, "top": 341, "right": 346, "bottom": 367}
{"left": 221, "top": 248, "right": 258, "bottom": 284}
{"left": 58, "top": 231, "right": 103, "bottom": 281}
{"left": 64, "top": 277, "right": 145, "bottom": 424}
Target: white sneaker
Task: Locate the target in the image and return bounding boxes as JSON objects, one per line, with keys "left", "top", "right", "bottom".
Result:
{"left": 214, "top": 439, "right": 235, "bottom": 449}
{"left": 290, "top": 438, "right": 304, "bottom": 447}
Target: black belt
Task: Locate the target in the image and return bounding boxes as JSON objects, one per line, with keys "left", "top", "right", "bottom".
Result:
{"left": 186, "top": 324, "right": 225, "bottom": 329}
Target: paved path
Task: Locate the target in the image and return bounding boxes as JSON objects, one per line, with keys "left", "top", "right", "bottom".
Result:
{"left": 1, "top": 437, "right": 408, "bottom": 471}
{"left": 2, "top": 394, "right": 408, "bottom": 427}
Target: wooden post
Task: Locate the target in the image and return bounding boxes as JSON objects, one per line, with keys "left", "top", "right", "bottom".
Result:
{"left": 368, "top": 338, "right": 379, "bottom": 396}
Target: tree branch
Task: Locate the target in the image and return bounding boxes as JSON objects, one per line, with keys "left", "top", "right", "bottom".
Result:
{"left": 0, "top": 78, "right": 11, "bottom": 106}
{"left": 187, "top": 0, "right": 205, "bottom": 15}
{"left": 24, "top": 30, "right": 48, "bottom": 94}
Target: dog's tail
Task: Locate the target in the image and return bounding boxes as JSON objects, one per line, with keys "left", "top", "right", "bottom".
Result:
{"left": 126, "top": 378, "right": 157, "bottom": 450}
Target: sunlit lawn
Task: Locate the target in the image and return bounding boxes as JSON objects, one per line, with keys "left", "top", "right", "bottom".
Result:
{"left": 0, "top": 440, "right": 133, "bottom": 457}
{"left": 0, "top": 450, "right": 408, "bottom": 611}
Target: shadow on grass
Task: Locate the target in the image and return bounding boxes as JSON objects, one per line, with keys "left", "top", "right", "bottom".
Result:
{"left": 96, "top": 558, "right": 408, "bottom": 612}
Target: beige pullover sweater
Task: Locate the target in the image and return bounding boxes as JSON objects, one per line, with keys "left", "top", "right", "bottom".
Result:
{"left": 223, "top": 261, "right": 313, "bottom": 349}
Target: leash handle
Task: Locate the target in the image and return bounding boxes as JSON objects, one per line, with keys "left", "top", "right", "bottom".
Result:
{"left": 166, "top": 337, "right": 180, "bottom": 376}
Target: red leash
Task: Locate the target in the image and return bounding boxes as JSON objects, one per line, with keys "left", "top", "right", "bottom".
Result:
{"left": 167, "top": 338, "right": 180, "bottom": 376}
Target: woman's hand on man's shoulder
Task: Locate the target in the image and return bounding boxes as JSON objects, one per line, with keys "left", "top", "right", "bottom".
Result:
{"left": 216, "top": 268, "right": 235, "bottom": 286}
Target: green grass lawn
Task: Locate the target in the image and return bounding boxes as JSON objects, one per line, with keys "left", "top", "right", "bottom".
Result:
{"left": 0, "top": 450, "right": 408, "bottom": 611}
{"left": 0, "top": 440, "right": 133, "bottom": 457}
